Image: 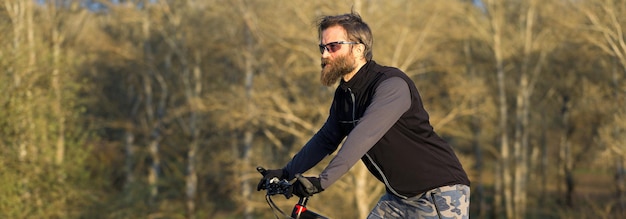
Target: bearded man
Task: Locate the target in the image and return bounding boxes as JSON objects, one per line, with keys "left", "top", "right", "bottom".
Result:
{"left": 258, "top": 11, "right": 471, "bottom": 219}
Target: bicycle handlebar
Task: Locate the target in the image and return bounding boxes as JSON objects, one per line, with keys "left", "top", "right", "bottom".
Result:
{"left": 267, "top": 177, "right": 293, "bottom": 198}
{"left": 257, "top": 166, "right": 294, "bottom": 198}
{"left": 257, "top": 166, "right": 328, "bottom": 219}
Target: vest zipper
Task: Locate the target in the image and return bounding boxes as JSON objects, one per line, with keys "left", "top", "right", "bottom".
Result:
{"left": 348, "top": 88, "right": 356, "bottom": 124}
{"left": 348, "top": 87, "right": 407, "bottom": 199}
{"left": 365, "top": 154, "right": 407, "bottom": 199}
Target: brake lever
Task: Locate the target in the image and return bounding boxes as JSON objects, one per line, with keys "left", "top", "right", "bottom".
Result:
{"left": 256, "top": 166, "right": 267, "bottom": 175}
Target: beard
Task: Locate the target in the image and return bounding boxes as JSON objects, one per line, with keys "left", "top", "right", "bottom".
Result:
{"left": 320, "top": 53, "right": 356, "bottom": 86}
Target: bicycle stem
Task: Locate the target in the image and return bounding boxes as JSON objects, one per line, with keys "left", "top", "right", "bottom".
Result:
{"left": 297, "top": 196, "right": 309, "bottom": 206}
{"left": 291, "top": 197, "right": 309, "bottom": 219}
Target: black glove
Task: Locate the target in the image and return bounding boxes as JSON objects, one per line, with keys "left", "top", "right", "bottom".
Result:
{"left": 256, "top": 168, "right": 288, "bottom": 191}
{"left": 292, "top": 174, "right": 324, "bottom": 197}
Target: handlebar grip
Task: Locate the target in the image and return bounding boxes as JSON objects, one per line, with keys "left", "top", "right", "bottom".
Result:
{"left": 295, "top": 174, "right": 317, "bottom": 194}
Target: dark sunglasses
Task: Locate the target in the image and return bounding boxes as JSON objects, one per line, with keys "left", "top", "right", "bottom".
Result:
{"left": 318, "top": 41, "right": 360, "bottom": 54}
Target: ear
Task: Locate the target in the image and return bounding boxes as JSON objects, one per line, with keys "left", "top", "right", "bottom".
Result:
{"left": 355, "top": 44, "right": 364, "bottom": 54}
{"left": 353, "top": 44, "right": 365, "bottom": 58}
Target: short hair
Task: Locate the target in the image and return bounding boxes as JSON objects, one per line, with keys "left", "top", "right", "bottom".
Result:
{"left": 317, "top": 11, "right": 373, "bottom": 61}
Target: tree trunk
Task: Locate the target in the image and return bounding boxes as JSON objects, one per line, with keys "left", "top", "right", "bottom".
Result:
{"left": 48, "top": 3, "right": 65, "bottom": 168}
{"left": 185, "top": 57, "right": 203, "bottom": 219}
{"left": 352, "top": 0, "right": 362, "bottom": 13}
{"left": 241, "top": 33, "right": 255, "bottom": 219}
{"left": 238, "top": 2, "right": 257, "bottom": 218}
{"left": 497, "top": 30, "right": 513, "bottom": 219}
{"left": 46, "top": 11, "right": 68, "bottom": 216}
{"left": 6, "top": 0, "right": 27, "bottom": 163}
{"left": 513, "top": 4, "right": 539, "bottom": 217}
{"left": 241, "top": 131, "right": 254, "bottom": 219}
{"left": 559, "top": 95, "right": 573, "bottom": 207}
{"left": 615, "top": 157, "right": 626, "bottom": 216}
{"left": 464, "top": 38, "right": 487, "bottom": 219}
{"left": 472, "top": 120, "right": 487, "bottom": 219}
{"left": 6, "top": 0, "right": 36, "bottom": 212}
{"left": 513, "top": 75, "right": 528, "bottom": 219}
{"left": 142, "top": 11, "right": 167, "bottom": 208}
{"left": 149, "top": 72, "right": 167, "bottom": 207}
{"left": 494, "top": 163, "right": 503, "bottom": 218}
{"left": 354, "top": 164, "right": 370, "bottom": 218}
{"left": 486, "top": 0, "right": 511, "bottom": 217}
{"left": 538, "top": 120, "right": 548, "bottom": 205}
{"left": 124, "top": 77, "right": 141, "bottom": 192}
{"left": 124, "top": 130, "right": 136, "bottom": 192}
{"left": 612, "top": 57, "right": 626, "bottom": 217}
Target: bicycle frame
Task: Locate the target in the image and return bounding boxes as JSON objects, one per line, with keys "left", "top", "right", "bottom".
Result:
{"left": 290, "top": 196, "right": 328, "bottom": 219}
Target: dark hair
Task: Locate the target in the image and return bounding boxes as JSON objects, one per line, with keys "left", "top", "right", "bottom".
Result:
{"left": 317, "top": 11, "right": 373, "bottom": 61}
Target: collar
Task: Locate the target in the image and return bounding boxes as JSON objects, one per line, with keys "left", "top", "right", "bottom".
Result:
{"left": 340, "top": 60, "right": 378, "bottom": 91}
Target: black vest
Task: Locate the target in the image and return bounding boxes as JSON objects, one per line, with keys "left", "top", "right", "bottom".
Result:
{"left": 332, "top": 61, "right": 470, "bottom": 197}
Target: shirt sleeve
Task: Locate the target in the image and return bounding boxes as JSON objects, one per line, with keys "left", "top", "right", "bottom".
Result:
{"left": 283, "top": 100, "right": 345, "bottom": 180}
{"left": 319, "top": 77, "right": 411, "bottom": 189}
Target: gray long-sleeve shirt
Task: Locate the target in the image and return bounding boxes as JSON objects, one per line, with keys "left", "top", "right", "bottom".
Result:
{"left": 319, "top": 77, "right": 410, "bottom": 188}
{"left": 285, "top": 77, "right": 410, "bottom": 189}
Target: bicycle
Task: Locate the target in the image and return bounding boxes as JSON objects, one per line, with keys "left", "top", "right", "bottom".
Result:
{"left": 257, "top": 166, "right": 329, "bottom": 219}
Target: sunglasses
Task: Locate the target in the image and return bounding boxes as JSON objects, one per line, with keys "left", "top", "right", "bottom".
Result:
{"left": 318, "top": 41, "right": 360, "bottom": 54}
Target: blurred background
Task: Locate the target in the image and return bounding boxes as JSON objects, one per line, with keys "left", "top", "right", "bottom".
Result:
{"left": 1, "top": 0, "right": 625, "bottom": 218}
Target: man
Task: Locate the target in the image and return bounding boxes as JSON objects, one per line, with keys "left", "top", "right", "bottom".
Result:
{"left": 258, "top": 11, "right": 470, "bottom": 219}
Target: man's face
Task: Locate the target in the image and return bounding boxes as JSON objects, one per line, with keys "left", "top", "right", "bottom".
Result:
{"left": 319, "top": 26, "right": 357, "bottom": 86}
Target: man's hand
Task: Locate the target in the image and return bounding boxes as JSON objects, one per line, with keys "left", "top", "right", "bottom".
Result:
{"left": 256, "top": 167, "right": 287, "bottom": 191}
{"left": 292, "top": 174, "right": 324, "bottom": 197}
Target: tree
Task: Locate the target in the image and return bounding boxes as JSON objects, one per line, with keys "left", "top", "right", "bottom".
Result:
{"left": 571, "top": 0, "right": 626, "bottom": 216}
{"left": 0, "top": 1, "right": 95, "bottom": 218}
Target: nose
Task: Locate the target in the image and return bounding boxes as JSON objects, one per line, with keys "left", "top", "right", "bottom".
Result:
{"left": 321, "top": 48, "right": 331, "bottom": 58}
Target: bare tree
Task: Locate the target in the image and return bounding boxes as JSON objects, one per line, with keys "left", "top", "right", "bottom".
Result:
{"left": 481, "top": 0, "right": 514, "bottom": 217}
{"left": 512, "top": 0, "right": 555, "bottom": 217}
{"left": 572, "top": 0, "right": 626, "bottom": 215}
{"left": 141, "top": 8, "right": 166, "bottom": 208}
{"left": 3, "top": 1, "right": 39, "bottom": 216}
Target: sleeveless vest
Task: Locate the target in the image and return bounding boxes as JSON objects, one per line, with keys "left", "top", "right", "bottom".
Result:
{"left": 333, "top": 61, "right": 470, "bottom": 197}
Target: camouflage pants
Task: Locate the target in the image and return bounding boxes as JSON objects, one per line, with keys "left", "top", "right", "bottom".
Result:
{"left": 367, "top": 184, "right": 470, "bottom": 219}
